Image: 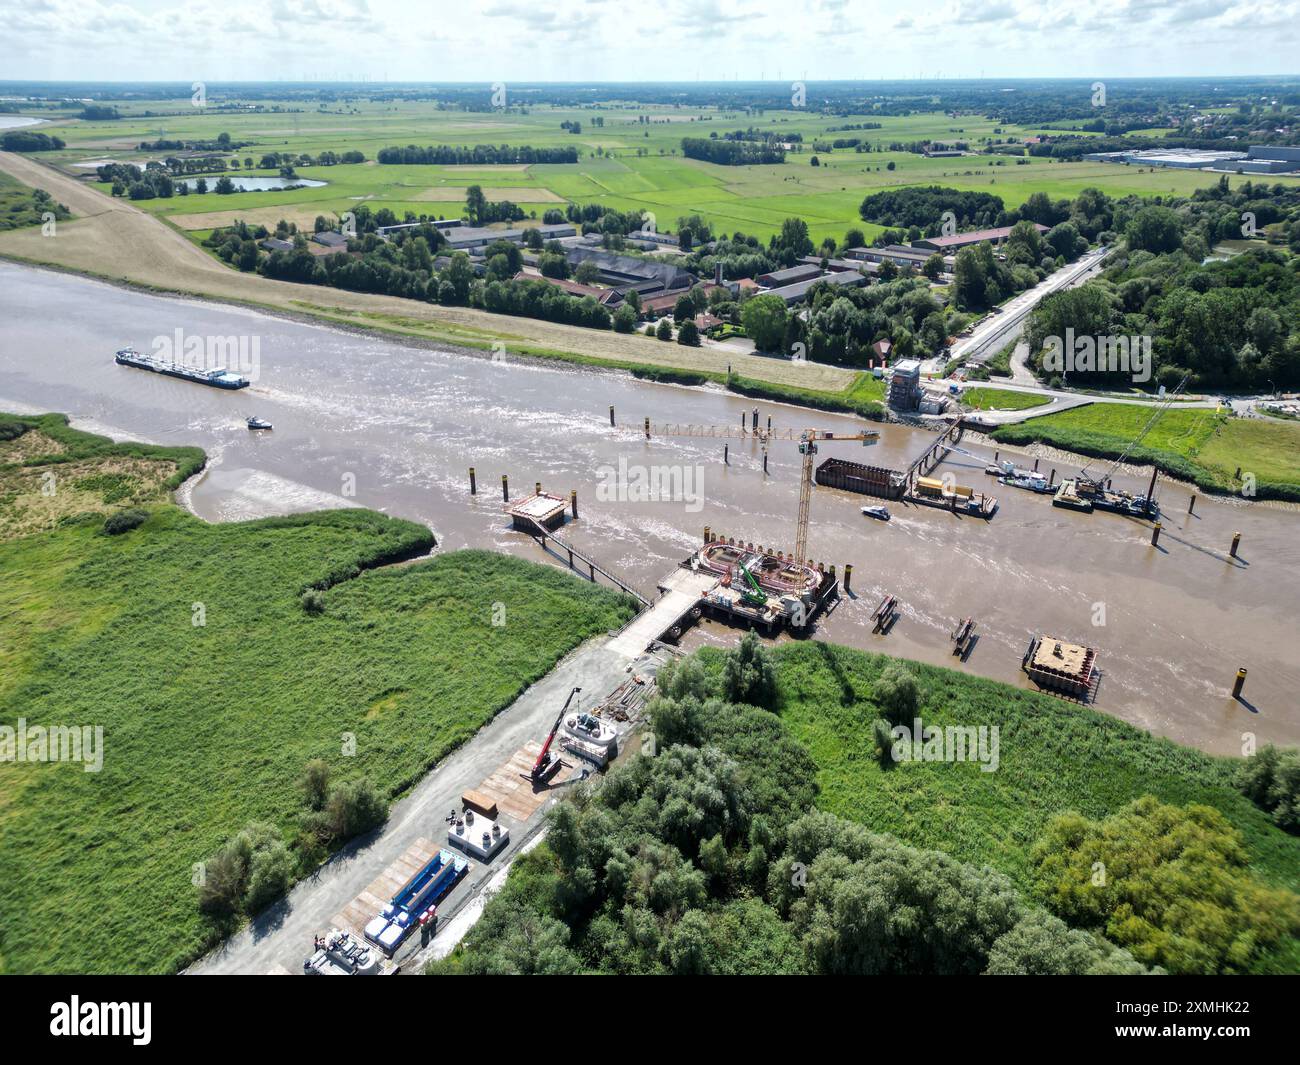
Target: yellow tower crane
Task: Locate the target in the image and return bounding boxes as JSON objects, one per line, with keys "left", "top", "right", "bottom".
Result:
{"left": 641, "top": 419, "right": 879, "bottom": 563}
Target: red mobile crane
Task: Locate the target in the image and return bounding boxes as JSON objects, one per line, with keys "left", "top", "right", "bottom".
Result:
{"left": 531, "top": 687, "right": 582, "bottom": 784}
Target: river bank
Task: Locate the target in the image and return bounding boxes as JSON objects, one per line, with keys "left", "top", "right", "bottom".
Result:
{"left": 3, "top": 260, "right": 1298, "bottom": 756}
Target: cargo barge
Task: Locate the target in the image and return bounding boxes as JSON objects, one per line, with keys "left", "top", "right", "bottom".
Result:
{"left": 115, "top": 347, "right": 249, "bottom": 389}
{"left": 818, "top": 456, "right": 996, "bottom": 518}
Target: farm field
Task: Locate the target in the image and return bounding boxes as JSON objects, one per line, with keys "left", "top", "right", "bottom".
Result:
{"left": 20, "top": 97, "right": 1294, "bottom": 246}
{"left": 0, "top": 416, "right": 637, "bottom": 973}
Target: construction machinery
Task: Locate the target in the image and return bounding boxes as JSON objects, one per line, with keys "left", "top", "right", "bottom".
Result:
{"left": 1068, "top": 374, "right": 1189, "bottom": 516}
{"left": 641, "top": 421, "right": 879, "bottom": 563}
{"left": 736, "top": 562, "right": 769, "bottom": 608}
{"left": 530, "top": 687, "right": 582, "bottom": 784}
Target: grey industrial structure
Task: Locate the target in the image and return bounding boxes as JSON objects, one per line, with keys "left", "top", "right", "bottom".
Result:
{"left": 1084, "top": 144, "right": 1300, "bottom": 175}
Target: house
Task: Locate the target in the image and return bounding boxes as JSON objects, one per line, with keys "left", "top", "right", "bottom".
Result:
{"left": 260, "top": 237, "right": 294, "bottom": 253}
{"left": 911, "top": 224, "right": 1049, "bottom": 253}
{"left": 871, "top": 339, "right": 892, "bottom": 364}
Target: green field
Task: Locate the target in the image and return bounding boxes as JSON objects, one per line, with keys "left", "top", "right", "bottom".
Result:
{"left": 24, "top": 98, "right": 1293, "bottom": 246}
{"left": 991, "top": 403, "right": 1300, "bottom": 499}
{"left": 770, "top": 641, "right": 1297, "bottom": 887}
{"left": 768, "top": 641, "right": 1300, "bottom": 973}
{"left": 0, "top": 168, "right": 70, "bottom": 231}
{"left": 0, "top": 417, "right": 637, "bottom": 974}
{"left": 962, "top": 386, "right": 1050, "bottom": 411}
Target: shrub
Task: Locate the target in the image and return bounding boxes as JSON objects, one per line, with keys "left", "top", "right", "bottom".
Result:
{"left": 655, "top": 318, "right": 673, "bottom": 341}
{"left": 305, "top": 778, "right": 388, "bottom": 844}
{"left": 102, "top": 509, "right": 148, "bottom": 535}
{"left": 244, "top": 839, "right": 295, "bottom": 913}
{"left": 1238, "top": 745, "right": 1300, "bottom": 832}
{"left": 0, "top": 419, "right": 29, "bottom": 441}
{"left": 301, "top": 759, "right": 331, "bottom": 811}
{"left": 873, "top": 663, "right": 919, "bottom": 724}
{"left": 871, "top": 718, "right": 894, "bottom": 766}
{"left": 677, "top": 320, "right": 701, "bottom": 346}
{"left": 1029, "top": 796, "right": 1300, "bottom": 974}
{"left": 723, "top": 632, "right": 777, "bottom": 708}
{"left": 197, "top": 821, "right": 289, "bottom": 917}
{"left": 301, "top": 589, "right": 326, "bottom": 614}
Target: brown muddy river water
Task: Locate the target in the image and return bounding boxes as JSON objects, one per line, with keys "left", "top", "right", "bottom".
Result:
{"left": 2, "top": 263, "right": 1297, "bottom": 755}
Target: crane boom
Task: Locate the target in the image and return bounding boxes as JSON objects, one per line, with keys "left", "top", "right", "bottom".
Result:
{"left": 634, "top": 421, "right": 878, "bottom": 564}
{"left": 1079, "top": 374, "right": 1190, "bottom": 481}
{"left": 531, "top": 686, "right": 582, "bottom": 782}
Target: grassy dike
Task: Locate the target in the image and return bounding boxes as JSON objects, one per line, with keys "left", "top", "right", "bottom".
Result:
{"left": 0, "top": 415, "right": 637, "bottom": 973}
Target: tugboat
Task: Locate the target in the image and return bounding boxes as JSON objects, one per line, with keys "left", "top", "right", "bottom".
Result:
{"left": 861, "top": 505, "right": 891, "bottom": 521}
{"left": 246, "top": 416, "right": 273, "bottom": 431}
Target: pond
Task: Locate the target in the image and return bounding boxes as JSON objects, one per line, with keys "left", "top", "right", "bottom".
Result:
{"left": 177, "top": 176, "right": 327, "bottom": 192}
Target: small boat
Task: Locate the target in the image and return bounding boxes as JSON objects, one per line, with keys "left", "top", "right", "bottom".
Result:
{"left": 861, "top": 505, "right": 891, "bottom": 521}
{"left": 246, "top": 416, "right": 273, "bottom": 431}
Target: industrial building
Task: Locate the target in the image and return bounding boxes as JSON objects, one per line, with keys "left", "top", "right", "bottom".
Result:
{"left": 911, "top": 224, "right": 1049, "bottom": 254}
{"left": 1082, "top": 144, "right": 1300, "bottom": 174}
{"left": 888, "top": 359, "right": 923, "bottom": 410}
{"left": 760, "top": 268, "right": 868, "bottom": 305}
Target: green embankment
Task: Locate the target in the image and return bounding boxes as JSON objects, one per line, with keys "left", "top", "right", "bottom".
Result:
{"left": 745, "top": 641, "right": 1300, "bottom": 972}
{"left": 626, "top": 366, "right": 887, "bottom": 420}
{"left": 0, "top": 168, "right": 71, "bottom": 231}
{"left": 0, "top": 418, "right": 637, "bottom": 974}
{"left": 991, "top": 403, "right": 1300, "bottom": 501}
{"left": 961, "top": 387, "right": 1050, "bottom": 412}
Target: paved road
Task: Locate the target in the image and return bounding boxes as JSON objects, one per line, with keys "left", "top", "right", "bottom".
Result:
{"left": 945, "top": 246, "right": 1110, "bottom": 372}
{"left": 187, "top": 637, "right": 661, "bottom": 975}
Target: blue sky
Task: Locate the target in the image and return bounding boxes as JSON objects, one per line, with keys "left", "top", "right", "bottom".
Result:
{"left": 1, "top": 0, "right": 1297, "bottom": 82}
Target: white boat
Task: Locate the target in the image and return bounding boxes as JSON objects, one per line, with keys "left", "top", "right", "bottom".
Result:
{"left": 246, "top": 416, "right": 273, "bottom": 431}
{"left": 861, "top": 505, "right": 891, "bottom": 521}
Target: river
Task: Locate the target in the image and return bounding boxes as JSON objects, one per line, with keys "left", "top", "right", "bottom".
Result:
{"left": 1, "top": 261, "right": 1296, "bottom": 755}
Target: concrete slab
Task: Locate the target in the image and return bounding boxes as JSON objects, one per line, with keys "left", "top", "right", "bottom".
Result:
{"left": 608, "top": 569, "right": 717, "bottom": 658}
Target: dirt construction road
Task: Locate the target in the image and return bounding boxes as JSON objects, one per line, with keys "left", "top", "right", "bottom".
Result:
{"left": 0, "top": 152, "right": 854, "bottom": 391}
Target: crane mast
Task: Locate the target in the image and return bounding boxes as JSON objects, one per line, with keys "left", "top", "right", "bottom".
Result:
{"left": 640, "top": 422, "right": 878, "bottom": 562}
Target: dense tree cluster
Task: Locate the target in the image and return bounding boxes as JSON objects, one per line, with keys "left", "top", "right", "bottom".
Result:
{"left": 1026, "top": 230, "right": 1300, "bottom": 389}
{"left": 1030, "top": 796, "right": 1300, "bottom": 974}
{"left": 432, "top": 635, "right": 1152, "bottom": 976}
{"left": 858, "top": 186, "right": 1007, "bottom": 231}
{"left": 681, "top": 137, "right": 785, "bottom": 165}
{"left": 1238, "top": 745, "right": 1300, "bottom": 832}
{"left": 791, "top": 275, "right": 963, "bottom": 366}
{"left": 376, "top": 144, "right": 579, "bottom": 165}
{"left": 0, "top": 130, "right": 65, "bottom": 151}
